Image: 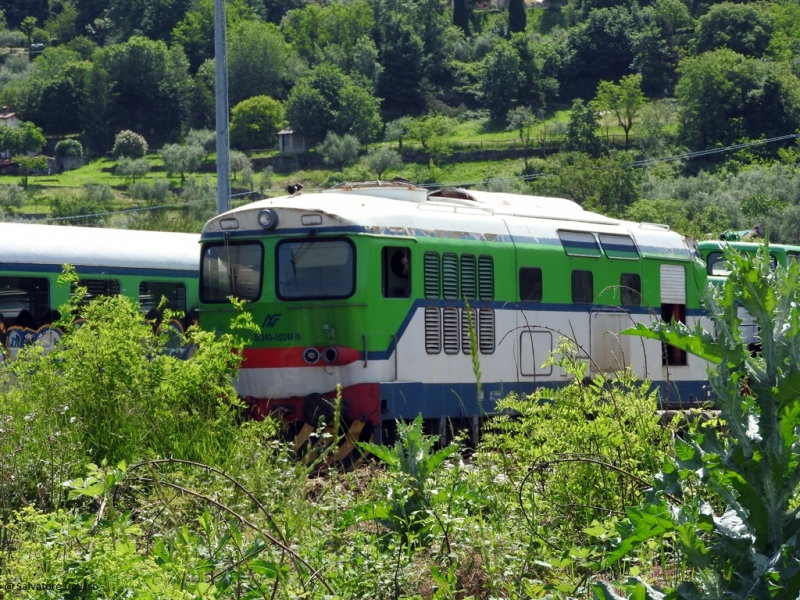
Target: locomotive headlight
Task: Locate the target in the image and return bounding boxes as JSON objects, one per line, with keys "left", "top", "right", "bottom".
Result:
{"left": 322, "top": 346, "right": 339, "bottom": 364}
{"left": 258, "top": 208, "right": 278, "bottom": 230}
{"left": 302, "top": 347, "right": 320, "bottom": 364}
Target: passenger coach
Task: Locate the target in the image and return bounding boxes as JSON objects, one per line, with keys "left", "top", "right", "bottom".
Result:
{"left": 0, "top": 223, "right": 200, "bottom": 360}
{"left": 198, "top": 181, "right": 708, "bottom": 443}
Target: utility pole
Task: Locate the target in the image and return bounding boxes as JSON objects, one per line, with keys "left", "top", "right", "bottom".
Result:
{"left": 214, "top": 0, "right": 231, "bottom": 214}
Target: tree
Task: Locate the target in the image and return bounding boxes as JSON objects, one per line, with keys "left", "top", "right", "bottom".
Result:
{"left": 98, "top": 37, "right": 192, "bottom": 146}
{"left": 44, "top": 1, "right": 78, "bottom": 44}
{"left": 55, "top": 139, "right": 83, "bottom": 158}
{"left": 188, "top": 61, "right": 215, "bottom": 131}
{"left": 316, "top": 132, "right": 360, "bottom": 171}
{"left": 112, "top": 130, "right": 148, "bottom": 158}
{"left": 507, "top": 106, "right": 537, "bottom": 173}
{"left": 676, "top": 49, "right": 800, "bottom": 150}
{"left": 531, "top": 151, "right": 641, "bottom": 216}
{"left": 185, "top": 128, "right": 215, "bottom": 161}
{"left": 595, "top": 74, "right": 647, "bottom": 149}
{"left": 115, "top": 157, "right": 150, "bottom": 182}
{"left": 385, "top": 117, "right": 412, "bottom": 150}
{"left": 334, "top": 86, "right": 383, "bottom": 143}
{"left": 481, "top": 42, "right": 522, "bottom": 123}
{"left": 284, "top": 82, "right": 331, "bottom": 145}
{"left": 229, "top": 150, "right": 251, "bottom": 182}
{"left": 171, "top": 0, "right": 253, "bottom": 72}
{"left": 361, "top": 146, "right": 403, "bottom": 179}
{"left": 20, "top": 16, "right": 36, "bottom": 48}
{"left": 564, "top": 98, "right": 602, "bottom": 157}
{"left": 160, "top": 143, "right": 203, "bottom": 185}
{"left": 227, "top": 20, "right": 297, "bottom": 106}
{"left": 230, "top": 95, "right": 284, "bottom": 151}
{"left": 376, "top": 19, "right": 425, "bottom": 117}
{"left": 508, "top": 0, "right": 526, "bottom": 34}
{"left": 80, "top": 64, "right": 115, "bottom": 155}
{"left": 14, "top": 155, "right": 47, "bottom": 188}
{"left": 565, "top": 6, "right": 638, "bottom": 99}
{"left": 453, "top": 0, "right": 470, "bottom": 35}
{"left": 406, "top": 115, "right": 455, "bottom": 167}
{"left": 694, "top": 3, "right": 774, "bottom": 58}
{"left": 106, "top": 0, "right": 191, "bottom": 43}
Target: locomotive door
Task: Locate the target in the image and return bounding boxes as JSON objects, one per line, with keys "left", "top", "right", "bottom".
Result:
{"left": 514, "top": 236, "right": 554, "bottom": 383}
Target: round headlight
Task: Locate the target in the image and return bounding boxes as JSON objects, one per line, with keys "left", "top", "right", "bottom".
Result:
{"left": 258, "top": 208, "right": 278, "bottom": 230}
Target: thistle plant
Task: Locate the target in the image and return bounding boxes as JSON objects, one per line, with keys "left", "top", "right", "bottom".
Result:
{"left": 595, "top": 242, "right": 800, "bottom": 599}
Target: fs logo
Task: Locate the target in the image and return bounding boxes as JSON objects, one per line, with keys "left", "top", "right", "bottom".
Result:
{"left": 261, "top": 313, "right": 282, "bottom": 328}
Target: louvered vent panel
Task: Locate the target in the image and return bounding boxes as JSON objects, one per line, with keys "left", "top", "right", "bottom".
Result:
{"left": 461, "top": 307, "right": 477, "bottom": 354}
{"left": 478, "top": 308, "right": 495, "bottom": 354}
{"left": 442, "top": 253, "right": 459, "bottom": 300}
{"left": 478, "top": 255, "right": 494, "bottom": 301}
{"left": 424, "top": 252, "right": 441, "bottom": 299}
{"left": 461, "top": 254, "right": 477, "bottom": 300}
{"left": 443, "top": 307, "right": 460, "bottom": 354}
{"left": 424, "top": 306, "right": 442, "bottom": 354}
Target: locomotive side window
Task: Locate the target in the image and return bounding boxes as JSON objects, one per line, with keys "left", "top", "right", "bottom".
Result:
{"left": 201, "top": 242, "right": 263, "bottom": 302}
{"left": 71, "top": 279, "right": 121, "bottom": 305}
{"left": 139, "top": 281, "right": 187, "bottom": 313}
{"left": 706, "top": 252, "right": 728, "bottom": 276}
{"left": 519, "top": 267, "right": 543, "bottom": 302}
{"left": 559, "top": 231, "right": 601, "bottom": 258}
{"left": 599, "top": 234, "right": 639, "bottom": 260}
{"left": 277, "top": 239, "right": 354, "bottom": 300}
{"left": 0, "top": 276, "right": 49, "bottom": 326}
{"left": 620, "top": 273, "right": 641, "bottom": 307}
{"left": 572, "top": 270, "right": 593, "bottom": 304}
{"left": 382, "top": 247, "right": 411, "bottom": 298}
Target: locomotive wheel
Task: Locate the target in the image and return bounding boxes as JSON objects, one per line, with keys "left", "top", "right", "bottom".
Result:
{"left": 301, "top": 392, "right": 336, "bottom": 426}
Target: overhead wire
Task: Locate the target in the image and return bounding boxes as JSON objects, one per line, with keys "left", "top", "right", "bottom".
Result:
{"left": 23, "top": 132, "right": 800, "bottom": 223}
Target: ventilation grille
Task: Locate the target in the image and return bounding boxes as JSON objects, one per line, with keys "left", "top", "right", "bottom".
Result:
{"left": 461, "top": 307, "right": 476, "bottom": 354}
{"left": 460, "top": 254, "right": 477, "bottom": 300}
{"left": 478, "top": 255, "right": 494, "bottom": 301}
{"left": 442, "top": 253, "right": 459, "bottom": 300}
{"left": 425, "top": 306, "right": 441, "bottom": 354}
{"left": 424, "top": 252, "right": 440, "bottom": 299}
{"left": 443, "top": 307, "right": 460, "bottom": 354}
{"left": 479, "top": 308, "right": 495, "bottom": 354}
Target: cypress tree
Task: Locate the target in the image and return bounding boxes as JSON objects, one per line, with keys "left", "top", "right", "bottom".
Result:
{"left": 508, "top": 0, "right": 526, "bottom": 34}
{"left": 454, "top": 0, "right": 470, "bottom": 36}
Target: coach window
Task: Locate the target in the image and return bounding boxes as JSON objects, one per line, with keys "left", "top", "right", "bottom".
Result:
{"left": 139, "top": 282, "right": 187, "bottom": 313}
{"left": 706, "top": 252, "right": 728, "bottom": 276}
{"left": 559, "top": 231, "right": 601, "bottom": 258}
{"left": 201, "top": 242, "right": 263, "bottom": 303}
{"left": 71, "top": 279, "right": 121, "bottom": 305}
{"left": 277, "top": 239, "right": 354, "bottom": 300}
{"left": 0, "top": 276, "right": 49, "bottom": 326}
{"left": 599, "top": 234, "right": 639, "bottom": 260}
{"left": 382, "top": 247, "right": 411, "bottom": 298}
{"left": 519, "top": 267, "right": 543, "bottom": 302}
{"left": 572, "top": 270, "right": 593, "bottom": 304}
{"left": 620, "top": 273, "right": 641, "bottom": 307}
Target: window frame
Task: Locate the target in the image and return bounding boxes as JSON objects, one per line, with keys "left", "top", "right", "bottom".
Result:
{"left": 275, "top": 237, "right": 356, "bottom": 301}
{"left": 200, "top": 241, "right": 264, "bottom": 303}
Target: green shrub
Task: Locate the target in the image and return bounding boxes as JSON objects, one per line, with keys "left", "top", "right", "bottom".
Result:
{"left": 54, "top": 138, "right": 83, "bottom": 158}
{"left": 111, "top": 130, "right": 148, "bottom": 159}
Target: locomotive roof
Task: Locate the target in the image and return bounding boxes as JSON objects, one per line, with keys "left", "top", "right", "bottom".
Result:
{"left": 202, "top": 184, "right": 693, "bottom": 259}
{"left": 0, "top": 222, "right": 200, "bottom": 274}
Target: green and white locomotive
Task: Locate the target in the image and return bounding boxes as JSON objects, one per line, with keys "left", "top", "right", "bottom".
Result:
{"left": 198, "top": 181, "right": 708, "bottom": 443}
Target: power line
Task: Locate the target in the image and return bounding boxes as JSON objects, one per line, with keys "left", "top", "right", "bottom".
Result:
{"left": 24, "top": 132, "right": 800, "bottom": 223}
